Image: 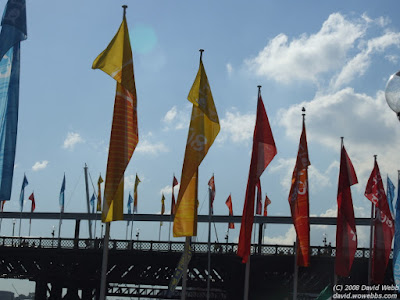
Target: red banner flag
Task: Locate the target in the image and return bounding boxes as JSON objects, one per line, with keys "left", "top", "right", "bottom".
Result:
{"left": 288, "top": 117, "right": 310, "bottom": 267}
{"left": 237, "top": 89, "right": 277, "bottom": 263}
{"left": 365, "top": 160, "right": 394, "bottom": 284}
{"left": 171, "top": 176, "right": 178, "bottom": 215}
{"left": 208, "top": 175, "right": 215, "bottom": 214}
{"left": 263, "top": 194, "right": 271, "bottom": 217}
{"left": 335, "top": 145, "right": 358, "bottom": 277}
{"left": 225, "top": 195, "right": 234, "bottom": 229}
{"left": 28, "top": 192, "right": 36, "bottom": 212}
{"left": 256, "top": 179, "right": 262, "bottom": 215}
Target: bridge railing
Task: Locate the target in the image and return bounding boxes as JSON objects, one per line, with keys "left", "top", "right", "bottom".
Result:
{"left": 0, "top": 236, "right": 380, "bottom": 258}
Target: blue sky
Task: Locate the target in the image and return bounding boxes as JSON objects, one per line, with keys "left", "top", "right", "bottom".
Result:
{"left": 3, "top": 0, "right": 400, "bottom": 295}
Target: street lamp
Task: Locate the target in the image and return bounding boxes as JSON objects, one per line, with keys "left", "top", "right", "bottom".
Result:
{"left": 385, "top": 71, "right": 400, "bottom": 120}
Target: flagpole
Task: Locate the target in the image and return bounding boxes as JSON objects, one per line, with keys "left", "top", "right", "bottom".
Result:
{"left": 84, "top": 164, "right": 93, "bottom": 239}
{"left": 207, "top": 173, "right": 213, "bottom": 300}
{"left": 293, "top": 238, "right": 299, "bottom": 300}
{"left": 99, "top": 221, "right": 111, "bottom": 300}
{"left": 368, "top": 155, "right": 377, "bottom": 286}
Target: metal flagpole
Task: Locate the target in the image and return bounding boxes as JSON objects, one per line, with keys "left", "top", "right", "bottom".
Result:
{"left": 293, "top": 238, "right": 299, "bottom": 300}
{"left": 368, "top": 155, "right": 377, "bottom": 285}
{"left": 18, "top": 210, "right": 22, "bottom": 237}
{"left": 207, "top": 174, "right": 213, "bottom": 300}
{"left": 99, "top": 222, "right": 111, "bottom": 300}
{"left": 244, "top": 257, "right": 251, "bottom": 300}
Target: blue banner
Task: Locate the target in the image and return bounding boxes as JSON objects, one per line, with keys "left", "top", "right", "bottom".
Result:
{"left": 0, "top": 0, "right": 26, "bottom": 200}
{"left": 59, "top": 175, "right": 66, "bottom": 212}
{"left": 18, "top": 174, "right": 27, "bottom": 211}
{"left": 387, "top": 176, "right": 395, "bottom": 216}
{"left": 127, "top": 193, "right": 133, "bottom": 214}
{"left": 393, "top": 175, "right": 400, "bottom": 288}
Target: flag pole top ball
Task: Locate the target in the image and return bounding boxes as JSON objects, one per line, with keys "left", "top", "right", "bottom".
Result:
{"left": 385, "top": 71, "right": 400, "bottom": 121}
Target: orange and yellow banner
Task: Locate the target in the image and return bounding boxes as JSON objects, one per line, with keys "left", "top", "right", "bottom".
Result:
{"left": 97, "top": 175, "right": 103, "bottom": 212}
{"left": 92, "top": 15, "right": 138, "bottom": 222}
{"left": 173, "top": 58, "right": 220, "bottom": 237}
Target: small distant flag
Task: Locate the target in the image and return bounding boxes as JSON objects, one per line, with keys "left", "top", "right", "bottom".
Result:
{"left": 263, "top": 194, "right": 271, "bottom": 217}
{"left": 28, "top": 192, "right": 35, "bottom": 212}
{"left": 171, "top": 176, "right": 178, "bottom": 215}
{"left": 59, "top": 174, "right": 66, "bottom": 213}
{"left": 19, "top": 174, "right": 28, "bottom": 211}
{"left": 161, "top": 194, "right": 165, "bottom": 226}
{"left": 97, "top": 175, "right": 103, "bottom": 212}
{"left": 90, "top": 193, "right": 95, "bottom": 214}
{"left": 208, "top": 175, "right": 215, "bottom": 214}
{"left": 127, "top": 192, "right": 133, "bottom": 214}
{"left": 387, "top": 176, "right": 395, "bottom": 217}
{"left": 225, "top": 195, "right": 234, "bottom": 229}
{"left": 133, "top": 174, "right": 140, "bottom": 213}
{"left": 0, "top": 200, "right": 5, "bottom": 212}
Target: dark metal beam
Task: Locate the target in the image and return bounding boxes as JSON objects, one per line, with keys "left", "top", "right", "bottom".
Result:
{"left": 0, "top": 212, "right": 372, "bottom": 225}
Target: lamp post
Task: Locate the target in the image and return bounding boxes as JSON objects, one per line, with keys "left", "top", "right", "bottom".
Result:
{"left": 385, "top": 71, "right": 400, "bottom": 120}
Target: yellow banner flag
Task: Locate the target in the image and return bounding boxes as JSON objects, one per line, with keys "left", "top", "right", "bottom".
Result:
{"left": 92, "top": 15, "right": 138, "bottom": 222}
{"left": 173, "top": 58, "right": 220, "bottom": 237}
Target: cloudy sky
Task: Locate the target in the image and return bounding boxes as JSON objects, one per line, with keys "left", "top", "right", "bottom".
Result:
{"left": 3, "top": 0, "right": 400, "bottom": 294}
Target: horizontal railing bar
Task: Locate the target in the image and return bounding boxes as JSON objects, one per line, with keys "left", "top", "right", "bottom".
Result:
{"left": 0, "top": 212, "right": 371, "bottom": 225}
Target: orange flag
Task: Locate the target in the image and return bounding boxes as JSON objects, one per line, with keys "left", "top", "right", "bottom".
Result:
{"left": 225, "top": 195, "right": 234, "bottom": 229}
{"left": 288, "top": 115, "right": 310, "bottom": 267}
{"left": 92, "top": 13, "right": 138, "bottom": 222}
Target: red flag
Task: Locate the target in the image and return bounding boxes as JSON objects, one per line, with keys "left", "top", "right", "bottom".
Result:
{"left": 208, "top": 175, "right": 215, "bottom": 214}
{"left": 365, "top": 160, "right": 394, "bottom": 284}
{"left": 237, "top": 90, "right": 277, "bottom": 263}
{"left": 256, "top": 179, "right": 262, "bottom": 215}
{"left": 288, "top": 118, "right": 310, "bottom": 267}
{"left": 171, "top": 176, "right": 178, "bottom": 215}
{"left": 225, "top": 195, "right": 234, "bottom": 229}
{"left": 335, "top": 145, "right": 358, "bottom": 277}
{"left": 28, "top": 192, "right": 36, "bottom": 212}
{"left": 263, "top": 194, "right": 271, "bottom": 217}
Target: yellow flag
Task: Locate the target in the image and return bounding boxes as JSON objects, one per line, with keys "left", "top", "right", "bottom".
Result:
{"left": 173, "top": 59, "right": 220, "bottom": 237}
{"left": 92, "top": 15, "right": 138, "bottom": 222}
{"left": 96, "top": 175, "right": 103, "bottom": 212}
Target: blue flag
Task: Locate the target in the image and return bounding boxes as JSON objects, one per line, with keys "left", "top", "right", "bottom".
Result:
{"left": 393, "top": 174, "right": 400, "bottom": 288}
{"left": 59, "top": 175, "right": 65, "bottom": 212}
{"left": 90, "top": 193, "right": 95, "bottom": 214}
{"left": 127, "top": 192, "right": 133, "bottom": 214}
{"left": 0, "top": 0, "right": 27, "bottom": 200}
{"left": 387, "top": 176, "right": 395, "bottom": 216}
{"left": 18, "top": 174, "right": 27, "bottom": 211}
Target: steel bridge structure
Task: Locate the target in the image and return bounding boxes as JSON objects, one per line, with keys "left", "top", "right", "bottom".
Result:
{"left": 0, "top": 213, "right": 394, "bottom": 299}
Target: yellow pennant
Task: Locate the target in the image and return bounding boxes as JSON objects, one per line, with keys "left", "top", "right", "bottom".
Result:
{"left": 96, "top": 175, "right": 103, "bottom": 212}
{"left": 92, "top": 16, "right": 138, "bottom": 222}
{"left": 173, "top": 59, "right": 220, "bottom": 237}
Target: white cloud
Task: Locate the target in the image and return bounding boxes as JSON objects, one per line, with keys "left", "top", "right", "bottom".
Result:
{"left": 263, "top": 226, "right": 296, "bottom": 245}
{"left": 278, "top": 87, "right": 400, "bottom": 185}
{"left": 162, "top": 105, "right": 190, "bottom": 130}
{"left": 160, "top": 183, "right": 180, "bottom": 196}
{"left": 226, "top": 63, "right": 233, "bottom": 76}
{"left": 136, "top": 139, "right": 168, "bottom": 155}
{"left": 63, "top": 132, "right": 84, "bottom": 150}
{"left": 218, "top": 109, "right": 255, "bottom": 144}
{"left": 245, "top": 13, "right": 365, "bottom": 84}
{"left": 32, "top": 160, "right": 49, "bottom": 171}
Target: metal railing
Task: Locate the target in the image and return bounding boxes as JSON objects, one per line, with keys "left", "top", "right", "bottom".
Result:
{"left": 0, "top": 236, "right": 383, "bottom": 258}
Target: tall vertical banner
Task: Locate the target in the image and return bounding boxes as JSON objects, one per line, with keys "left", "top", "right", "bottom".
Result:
{"left": 263, "top": 194, "right": 271, "bottom": 217}
{"left": 335, "top": 145, "right": 358, "bottom": 277}
{"left": 237, "top": 88, "right": 277, "bottom": 263}
{"left": 97, "top": 175, "right": 103, "bottom": 212}
{"left": 28, "top": 192, "right": 35, "bottom": 212}
{"left": 173, "top": 54, "right": 220, "bottom": 237}
{"left": 365, "top": 161, "right": 394, "bottom": 284}
{"left": 59, "top": 175, "right": 66, "bottom": 213}
{"left": 393, "top": 172, "right": 400, "bottom": 287}
{"left": 133, "top": 174, "right": 140, "bottom": 213}
{"left": 387, "top": 176, "right": 395, "bottom": 217}
{"left": 225, "top": 195, "right": 234, "bottom": 229}
{"left": 288, "top": 116, "right": 310, "bottom": 267}
{"left": 92, "top": 14, "right": 138, "bottom": 222}
{"left": 0, "top": 0, "right": 27, "bottom": 201}
{"left": 208, "top": 175, "right": 215, "bottom": 214}
{"left": 18, "top": 174, "right": 28, "bottom": 211}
